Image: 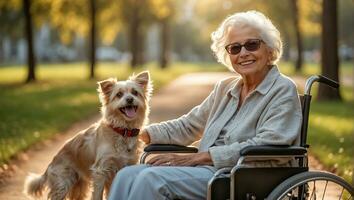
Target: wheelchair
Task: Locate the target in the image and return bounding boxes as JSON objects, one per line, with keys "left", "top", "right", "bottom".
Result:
{"left": 140, "top": 75, "right": 354, "bottom": 200}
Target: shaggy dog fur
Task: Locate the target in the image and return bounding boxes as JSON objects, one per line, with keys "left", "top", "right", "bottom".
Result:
{"left": 24, "top": 71, "right": 152, "bottom": 200}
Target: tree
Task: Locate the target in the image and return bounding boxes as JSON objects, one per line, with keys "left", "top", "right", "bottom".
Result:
{"left": 150, "top": 0, "right": 175, "bottom": 68}
{"left": 23, "top": 0, "right": 36, "bottom": 83}
{"left": 338, "top": 0, "right": 354, "bottom": 48}
{"left": 116, "top": 0, "right": 153, "bottom": 68}
{"left": 318, "top": 0, "right": 341, "bottom": 101}
{"left": 290, "top": 0, "right": 303, "bottom": 72}
{"left": 159, "top": 17, "right": 170, "bottom": 68}
{"left": 129, "top": 5, "right": 145, "bottom": 68}
{"left": 0, "top": 1, "right": 23, "bottom": 61}
{"left": 89, "top": 0, "right": 96, "bottom": 79}
{"left": 44, "top": 0, "right": 98, "bottom": 79}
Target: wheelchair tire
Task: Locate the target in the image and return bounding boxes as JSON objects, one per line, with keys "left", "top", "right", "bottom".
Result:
{"left": 267, "top": 171, "right": 353, "bottom": 200}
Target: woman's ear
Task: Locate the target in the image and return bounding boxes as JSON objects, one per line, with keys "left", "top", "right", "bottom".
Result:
{"left": 267, "top": 48, "right": 274, "bottom": 65}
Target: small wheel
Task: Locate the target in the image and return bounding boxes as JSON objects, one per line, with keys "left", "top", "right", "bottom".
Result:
{"left": 267, "top": 171, "right": 353, "bottom": 200}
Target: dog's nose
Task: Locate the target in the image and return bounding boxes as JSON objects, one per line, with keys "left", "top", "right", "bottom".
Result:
{"left": 126, "top": 97, "right": 134, "bottom": 104}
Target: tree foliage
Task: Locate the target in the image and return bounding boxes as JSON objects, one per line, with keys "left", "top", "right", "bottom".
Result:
{"left": 1, "top": 0, "right": 352, "bottom": 69}
{"left": 0, "top": 0, "right": 23, "bottom": 39}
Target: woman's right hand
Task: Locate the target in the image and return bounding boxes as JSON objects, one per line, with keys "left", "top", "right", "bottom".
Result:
{"left": 139, "top": 129, "right": 151, "bottom": 144}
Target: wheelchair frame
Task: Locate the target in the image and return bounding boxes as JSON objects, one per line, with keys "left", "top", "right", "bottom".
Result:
{"left": 140, "top": 75, "right": 354, "bottom": 200}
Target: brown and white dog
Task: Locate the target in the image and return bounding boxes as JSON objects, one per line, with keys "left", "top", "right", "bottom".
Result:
{"left": 24, "top": 71, "right": 152, "bottom": 200}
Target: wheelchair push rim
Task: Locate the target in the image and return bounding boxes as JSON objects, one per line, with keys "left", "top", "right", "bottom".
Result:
{"left": 267, "top": 171, "right": 354, "bottom": 200}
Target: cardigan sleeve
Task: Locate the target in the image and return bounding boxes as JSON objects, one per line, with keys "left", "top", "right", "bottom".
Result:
{"left": 208, "top": 96, "right": 302, "bottom": 169}
{"left": 145, "top": 82, "right": 219, "bottom": 146}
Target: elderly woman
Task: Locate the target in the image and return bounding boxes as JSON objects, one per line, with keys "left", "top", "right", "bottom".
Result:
{"left": 108, "top": 10, "right": 302, "bottom": 200}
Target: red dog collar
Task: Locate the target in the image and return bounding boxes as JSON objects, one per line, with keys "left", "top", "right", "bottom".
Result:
{"left": 109, "top": 126, "right": 140, "bottom": 137}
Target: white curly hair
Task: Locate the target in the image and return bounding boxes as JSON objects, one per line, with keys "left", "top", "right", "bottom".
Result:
{"left": 210, "top": 10, "right": 283, "bottom": 71}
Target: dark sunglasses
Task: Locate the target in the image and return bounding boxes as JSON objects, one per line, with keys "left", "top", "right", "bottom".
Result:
{"left": 225, "top": 39, "right": 263, "bottom": 55}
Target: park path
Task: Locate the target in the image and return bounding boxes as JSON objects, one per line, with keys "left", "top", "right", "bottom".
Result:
{"left": 0, "top": 72, "right": 340, "bottom": 199}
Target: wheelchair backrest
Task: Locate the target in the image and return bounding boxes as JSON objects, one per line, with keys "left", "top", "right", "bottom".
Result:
{"left": 299, "top": 95, "right": 310, "bottom": 148}
{"left": 299, "top": 75, "right": 339, "bottom": 149}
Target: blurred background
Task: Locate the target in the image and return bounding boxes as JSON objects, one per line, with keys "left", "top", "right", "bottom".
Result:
{"left": 0, "top": 0, "right": 353, "bottom": 184}
{"left": 0, "top": 0, "right": 352, "bottom": 71}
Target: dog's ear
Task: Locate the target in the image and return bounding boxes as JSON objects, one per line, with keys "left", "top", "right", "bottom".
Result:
{"left": 97, "top": 78, "right": 116, "bottom": 100}
{"left": 131, "top": 71, "right": 152, "bottom": 89}
{"left": 130, "top": 71, "right": 153, "bottom": 99}
{"left": 131, "top": 71, "right": 150, "bottom": 87}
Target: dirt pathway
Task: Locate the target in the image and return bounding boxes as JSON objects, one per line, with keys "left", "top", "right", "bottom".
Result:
{"left": 0, "top": 72, "right": 340, "bottom": 199}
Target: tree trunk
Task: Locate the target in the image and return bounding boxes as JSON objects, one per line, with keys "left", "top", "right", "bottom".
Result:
{"left": 129, "top": 5, "right": 144, "bottom": 68}
{"left": 290, "top": 0, "right": 303, "bottom": 73}
{"left": 129, "top": 15, "right": 139, "bottom": 68}
{"left": 89, "top": 0, "right": 96, "bottom": 79}
{"left": 23, "top": 0, "right": 36, "bottom": 83}
{"left": 282, "top": 31, "right": 291, "bottom": 61}
{"left": 159, "top": 18, "right": 170, "bottom": 69}
{"left": 318, "top": 0, "right": 341, "bottom": 101}
{"left": 0, "top": 37, "right": 3, "bottom": 62}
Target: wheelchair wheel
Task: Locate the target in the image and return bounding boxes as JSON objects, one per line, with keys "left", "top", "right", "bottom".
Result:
{"left": 267, "top": 171, "right": 353, "bottom": 200}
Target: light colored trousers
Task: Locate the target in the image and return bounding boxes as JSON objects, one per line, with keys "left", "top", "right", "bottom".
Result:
{"left": 108, "top": 164, "right": 215, "bottom": 200}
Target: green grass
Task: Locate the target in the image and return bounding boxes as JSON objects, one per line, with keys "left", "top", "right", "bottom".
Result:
{"left": 0, "top": 62, "right": 225, "bottom": 164}
{"left": 308, "top": 101, "right": 353, "bottom": 182}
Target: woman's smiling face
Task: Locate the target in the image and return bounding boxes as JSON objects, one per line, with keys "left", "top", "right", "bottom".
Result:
{"left": 226, "top": 26, "right": 272, "bottom": 77}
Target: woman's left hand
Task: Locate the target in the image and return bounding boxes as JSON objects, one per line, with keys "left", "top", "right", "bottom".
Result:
{"left": 147, "top": 152, "right": 213, "bottom": 166}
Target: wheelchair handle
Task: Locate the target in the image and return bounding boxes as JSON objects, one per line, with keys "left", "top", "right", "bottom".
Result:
{"left": 304, "top": 75, "right": 339, "bottom": 95}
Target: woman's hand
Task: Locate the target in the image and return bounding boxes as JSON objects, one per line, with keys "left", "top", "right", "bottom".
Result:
{"left": 147, "top": 152, "right": 213, "bottom": 166}
{"left": 139, "top": 129, "right": 150, "bottom": 144}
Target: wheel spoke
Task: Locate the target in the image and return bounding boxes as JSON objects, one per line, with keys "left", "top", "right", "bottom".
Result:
{"left": 300, "top": 183, "right": 306, "bottom": 200}
{"left": 321, "top": 180, "right": 328, "bottom": 200}
{"left": 338, "top": 187, "right": 344, "bottom": 199}
{"left": 289, "top": 191, "right": 294, "bottom": 200}
{"left": 344, "top": 193, "right": 353, "bottom": 200}
{"left": 268, "top": 171, "right": 353, "bottom": 200}
{"left": 310, "top": 180, "right": 316, "bottom": 200}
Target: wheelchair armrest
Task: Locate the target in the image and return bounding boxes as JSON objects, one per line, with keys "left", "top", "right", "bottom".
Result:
{"left": 240, "top": 145, "right": 307, "bottom": 156}
{"left": 140, "top": 144, "right": 198, "bottom": 164}
{"left": 144, "top": 144, "right": 198, "bottom": 153}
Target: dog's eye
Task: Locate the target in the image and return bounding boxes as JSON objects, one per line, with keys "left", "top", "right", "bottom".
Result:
{"left": 116, "top": 92, "right": 123, "bottom": 98}
{"left": 131, "top": 89, "right": 138, "bottom": 96}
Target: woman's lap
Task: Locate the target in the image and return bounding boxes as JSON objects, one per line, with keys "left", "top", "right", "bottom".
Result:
{"left": 109, "top": 164, "right": 215, "bottom": 200}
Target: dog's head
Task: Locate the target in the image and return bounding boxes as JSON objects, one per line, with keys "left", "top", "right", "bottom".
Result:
{"left": 98, "top": 71, "right": 152, "bottom": 127}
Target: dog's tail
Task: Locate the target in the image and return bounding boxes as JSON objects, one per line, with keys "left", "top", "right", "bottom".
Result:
{"left": 23, "top": 172, "right": 47, "bottom": 198}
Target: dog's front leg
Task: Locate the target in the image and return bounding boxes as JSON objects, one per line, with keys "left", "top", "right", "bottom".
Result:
{"left": 91, "top": 158, "right": 122, "bottom": 200}
{"left": 91, "top": 166, "right": 106, "bottom": 200}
